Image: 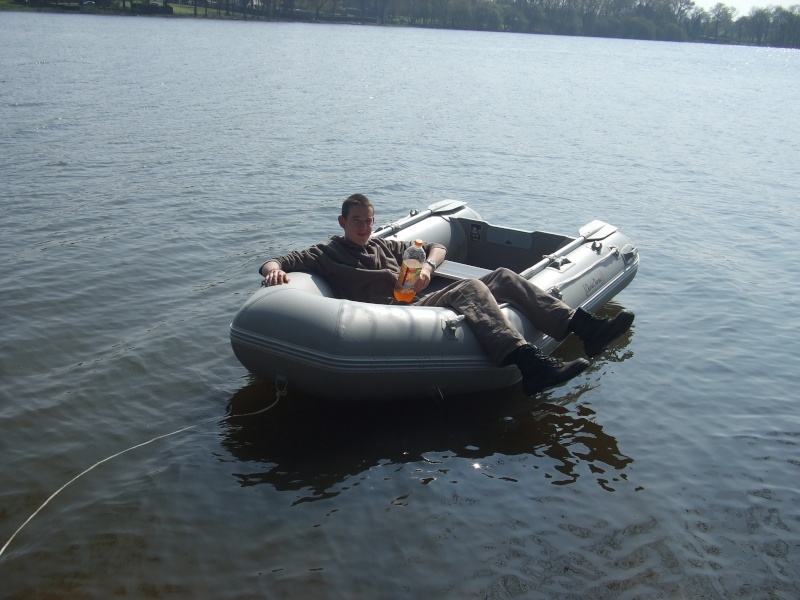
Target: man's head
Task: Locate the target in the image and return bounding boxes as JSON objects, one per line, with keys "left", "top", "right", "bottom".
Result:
{"left": 341, "top": 193, "right": 374, "bottom": 219}
{"left": 339, "top": 193, "right": 375, "bottom": 246}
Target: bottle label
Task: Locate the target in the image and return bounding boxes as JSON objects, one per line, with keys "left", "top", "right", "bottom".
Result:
{"left": 398, "top": 262, "right": 421, "bottom": 288}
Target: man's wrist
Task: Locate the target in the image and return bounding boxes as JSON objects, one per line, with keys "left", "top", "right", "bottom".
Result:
{"left": 261, "top": 263, "right": 280, "bottom": 276}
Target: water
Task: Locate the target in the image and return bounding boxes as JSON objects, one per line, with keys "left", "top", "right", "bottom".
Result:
{"left": 2, "top": 12, "right": 799, "bottom": 598}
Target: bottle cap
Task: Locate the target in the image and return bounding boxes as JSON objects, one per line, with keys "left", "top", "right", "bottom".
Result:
{"left": 414, "top": 239, "right": 423, "bottom": 246}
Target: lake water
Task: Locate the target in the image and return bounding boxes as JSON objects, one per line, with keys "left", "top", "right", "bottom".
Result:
{"left": 2, "top": 11, "right": 800, "bottom": 598}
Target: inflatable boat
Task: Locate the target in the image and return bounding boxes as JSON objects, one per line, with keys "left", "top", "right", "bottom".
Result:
{"left": 230, "top": 200, "right": 638, "bottom": 401}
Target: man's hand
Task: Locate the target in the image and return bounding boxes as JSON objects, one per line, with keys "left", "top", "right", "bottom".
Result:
{"left": 414, "top": 264, "right": 434, "bottom": 292}
{"left": 264, "top": 269, "right": 290, "bottom": 287}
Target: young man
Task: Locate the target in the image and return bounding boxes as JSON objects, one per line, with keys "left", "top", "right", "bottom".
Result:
{"left": 260, "top": 194, "right": 634, "bottom": 396}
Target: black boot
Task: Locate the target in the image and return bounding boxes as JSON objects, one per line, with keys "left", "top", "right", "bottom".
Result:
{"left": 503, "top": 344, "right": 590, "bottom": 396}
{"left": 569, "top": 307, "right": 635, "bottom": 358}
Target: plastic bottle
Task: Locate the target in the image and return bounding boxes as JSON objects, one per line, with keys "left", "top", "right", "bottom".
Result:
{"left": 393, "top": 239, "right": 426, "bottom": 303}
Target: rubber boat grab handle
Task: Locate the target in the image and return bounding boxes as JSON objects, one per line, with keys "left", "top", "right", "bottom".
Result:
{"left": 372, "top": 199, "right": 467, "bottom": 237}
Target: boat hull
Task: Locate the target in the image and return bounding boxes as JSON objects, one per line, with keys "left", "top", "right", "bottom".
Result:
{"left": 230, "top": 202, "right": 639, "bottom": 401}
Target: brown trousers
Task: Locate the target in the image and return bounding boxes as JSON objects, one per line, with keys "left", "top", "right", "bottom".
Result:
{"left": 416, "top": 267, "right": 574, "bottom": 365}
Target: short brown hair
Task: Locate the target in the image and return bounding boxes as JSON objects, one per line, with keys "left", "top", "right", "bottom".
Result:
{"left": 342, "top": 193, "right": 373, "bottom": 218}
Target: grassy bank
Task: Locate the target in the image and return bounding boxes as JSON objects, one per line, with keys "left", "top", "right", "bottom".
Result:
{"left": 0, "top": 0, "right": 248, "bottom": 19}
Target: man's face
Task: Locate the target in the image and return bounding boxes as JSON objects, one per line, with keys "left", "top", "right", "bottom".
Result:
{"left": 338, "top": 204, "right": 374, "bottom": 246}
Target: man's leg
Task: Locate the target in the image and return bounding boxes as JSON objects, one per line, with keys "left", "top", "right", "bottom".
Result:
{"left": 416, "top": 277, "right": 525, "bottom": 365}
{"left": 476, "top": 267, "right": 574, "bottom": 340}
{"left": 479, "top": 267, "right": 635, "bottom": 358}
{"left": 416, "top": 276, "right": 589, "bottom": 395}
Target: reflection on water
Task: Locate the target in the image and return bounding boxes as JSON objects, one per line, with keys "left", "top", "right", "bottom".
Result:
{"left": 220, "top": 335, "right": 636, "bottom": 503}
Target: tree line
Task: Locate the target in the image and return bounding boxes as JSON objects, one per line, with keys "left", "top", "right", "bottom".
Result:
{"left": 210, "top": 0, "right": 800, "bottom": 47}
{"left": 14, "top": 0, "right": 800, "bottom": 47}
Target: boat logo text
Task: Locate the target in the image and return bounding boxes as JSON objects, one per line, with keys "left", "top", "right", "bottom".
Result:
{"left": 583, "top": 275, "right": 604, "bottom": 297}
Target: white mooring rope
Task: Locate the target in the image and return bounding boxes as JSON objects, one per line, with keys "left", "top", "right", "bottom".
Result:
{"left": 0, "top": 381, "right": 288, "bottom": 560}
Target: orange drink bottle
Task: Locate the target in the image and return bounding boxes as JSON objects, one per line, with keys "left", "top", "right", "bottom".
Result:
{"left": 393, "top": 240, "right": 426, "bottom": 303}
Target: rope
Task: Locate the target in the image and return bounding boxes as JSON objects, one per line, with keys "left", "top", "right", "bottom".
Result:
{"left": 0, "top": 381, "right": 288, "bottom": 560}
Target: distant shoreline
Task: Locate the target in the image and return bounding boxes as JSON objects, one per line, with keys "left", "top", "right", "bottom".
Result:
{"left": 2, "top": 0, "right": 798, "bottom": 49}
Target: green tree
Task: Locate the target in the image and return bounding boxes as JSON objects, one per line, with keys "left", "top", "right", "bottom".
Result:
{"left": 669, "top": 0, "right": 694, "bottom": 22}
{"left": 448, "top": 0, "right": 472, "bottom": 27}
{"left": 771, "top": 5, "right": 800, "bottom": 47}
{"left": 621, "top": 14, "right": 656, "bottom": 38}
{"left": 686, "top": 6, "right": 708, "bottom": 38}
{"left": 660, "top": 21, "right": 687, "bottom": 40}
{"left": 748, "top": 6, "right": 771, "bottom": 44}
{"left": 709, "top": 2, "right": 735, "bottom": 38}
